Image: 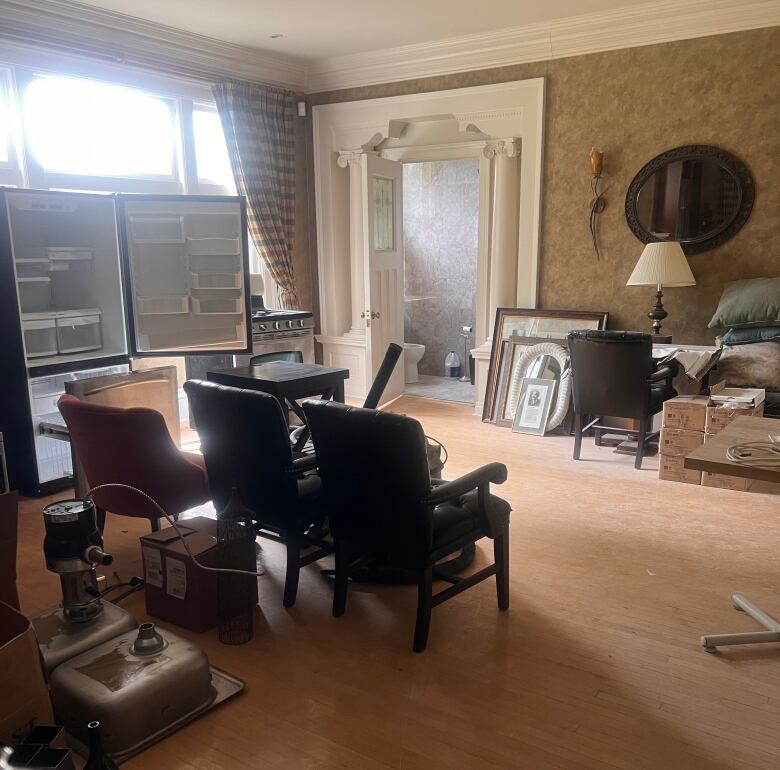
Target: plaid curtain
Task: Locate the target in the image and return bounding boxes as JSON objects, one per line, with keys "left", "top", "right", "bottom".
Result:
{"left": 213, "top": 80, "right": 300, "bottom": 309}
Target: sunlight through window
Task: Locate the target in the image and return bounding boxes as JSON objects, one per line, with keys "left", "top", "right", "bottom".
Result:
{"left": 193, "top": 108, "right": 234, "bottom": 190}
{"left": 24, "top": 76, "right": 175, "bottom": 177}
{"left": 0, "top": 93, "right": 9, "bottom": 163}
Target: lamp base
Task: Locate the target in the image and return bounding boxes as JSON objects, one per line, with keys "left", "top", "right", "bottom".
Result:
{"left": 648, "top": 288, "right": 668, "bottom": 337}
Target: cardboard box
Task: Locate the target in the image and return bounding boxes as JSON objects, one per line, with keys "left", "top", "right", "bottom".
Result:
{"left": 0, "top": 602, "right": 54, "bottom": 744}
{"left": 140, "top": 516, "right": 258, "bottom": 633}
{"left": 658, "top": 454, "right": 702, "bottom": 485}
{"left": 705, "top": 402, "right": 764, "bottom": 435}
{"left": 702, "top": 472, "right": 780, "bottom": 494}
{"left": 662, "top": 396, "right": 710, "bottom": 431}
{"left": 659, "top": 428, "right": 704, "bottom": 458}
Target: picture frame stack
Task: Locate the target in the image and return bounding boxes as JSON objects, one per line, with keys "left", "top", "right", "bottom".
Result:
{"left": 483, "top": 308, "right": 609, "bottom": 433}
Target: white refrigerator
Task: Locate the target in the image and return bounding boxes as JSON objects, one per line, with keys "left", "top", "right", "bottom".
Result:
{"left": 0, "top": 189, "right": 251, "bottom": 494}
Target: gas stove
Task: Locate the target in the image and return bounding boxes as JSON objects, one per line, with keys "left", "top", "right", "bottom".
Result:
{"left": 252, "top": 309, "right": 314, "bottom": 337}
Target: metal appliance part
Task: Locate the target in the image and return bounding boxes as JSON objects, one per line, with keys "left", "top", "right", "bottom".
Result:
{"left": 42, "top": 499, "right": 112, "bottom": 623}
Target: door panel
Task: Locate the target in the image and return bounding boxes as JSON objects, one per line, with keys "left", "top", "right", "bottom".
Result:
{"left": 362, "top": 155, "right": 404, "bottom": 403}
{"left": 117, "top": 195, "right": 252, "bottom": 356}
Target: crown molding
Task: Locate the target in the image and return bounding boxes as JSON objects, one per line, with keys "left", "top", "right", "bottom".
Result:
{"left": 0, "top": 0, "right": 307, "bottom": 89}
{"left": 305, "top": 0, "right": 780, "bottom": 92}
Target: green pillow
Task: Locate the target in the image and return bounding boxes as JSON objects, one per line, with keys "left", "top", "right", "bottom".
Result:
{"left": 708, "top": 277, "right": 780, "bottom": 329}
{"left": 721, "top": 325, "right": 780, "bottom": 345}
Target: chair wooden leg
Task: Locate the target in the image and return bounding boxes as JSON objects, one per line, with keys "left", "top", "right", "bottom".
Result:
{"left": 635, "top": 418, "right": 648, "bottom": 470}
{"left": 494, "top": 529, "right": 510, "bottom": 611}
{"left": 283, "top": 534, "right": 300, "bottom": 608}
{"left": 96, "top": 507, "right": 106, "bottom": 534}
{"left": 573, "top": 412, "right": 583, "bottom": 460}
{"left": 413, "top": 566, "right": 434, "bottom": 653}
{"left": 333, "top": 539, "right": 349, "bottom": 617}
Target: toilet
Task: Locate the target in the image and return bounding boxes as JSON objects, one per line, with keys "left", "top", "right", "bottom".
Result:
{"left": 403, "top": 343, "right": 425, "bottom": 383}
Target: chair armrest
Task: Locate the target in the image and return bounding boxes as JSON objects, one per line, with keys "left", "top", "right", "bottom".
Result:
{"left": 423, "top": 462, "right": 507, "bottom": 505}
{"left": 648, "top": 363, "right": 676, "bottom": 383}
{"left": 288, "top": 454, "right": 318, "bottom": 475}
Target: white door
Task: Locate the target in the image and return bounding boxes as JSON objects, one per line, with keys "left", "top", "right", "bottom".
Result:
{"left": 362, "top": 154, "right": 404, "bottom": 404}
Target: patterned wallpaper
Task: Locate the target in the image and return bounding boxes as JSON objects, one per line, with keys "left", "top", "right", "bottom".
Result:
{"left": 403, "top": 159, "right": 479, "bottom": 376}
{"left": 306, "top": 27, "right": 780, "bottom": 344}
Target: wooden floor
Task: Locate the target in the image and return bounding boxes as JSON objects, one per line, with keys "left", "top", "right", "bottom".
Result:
{"left": 15, "top": 396, "right": 780, "bottom": 769}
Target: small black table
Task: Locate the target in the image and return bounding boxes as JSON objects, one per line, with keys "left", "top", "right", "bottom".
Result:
{"left": 206, "top": 362, "right": 349, "bottom": 450}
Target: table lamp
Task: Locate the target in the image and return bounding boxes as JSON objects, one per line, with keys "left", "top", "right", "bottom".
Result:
{"left": 626, "top": 241, "right": 696, "bottom": 340}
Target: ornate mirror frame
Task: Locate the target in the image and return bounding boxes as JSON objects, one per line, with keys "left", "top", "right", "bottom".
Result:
{"left": 504, "top": 342, "right": 571, "bottom": 432}
{"left": 624, "top": 144, "right": 755, "bottom": 256}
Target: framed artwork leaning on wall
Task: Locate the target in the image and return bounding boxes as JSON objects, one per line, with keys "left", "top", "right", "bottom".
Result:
{"left": 483, "top": 308, "right": 609, "bottom": 423}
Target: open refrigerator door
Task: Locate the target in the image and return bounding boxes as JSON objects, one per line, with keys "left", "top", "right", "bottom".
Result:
{"left": 118, "top": 196, "right": 252, "bottom": 356}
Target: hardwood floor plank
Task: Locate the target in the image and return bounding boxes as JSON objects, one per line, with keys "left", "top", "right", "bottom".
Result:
{"left": 12, "top": 394, "right": 780, "bottom": 769}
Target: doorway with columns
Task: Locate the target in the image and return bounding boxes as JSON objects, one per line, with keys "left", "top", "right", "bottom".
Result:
{"left": 312, "top": 79, "right": 545, "bottom": 413}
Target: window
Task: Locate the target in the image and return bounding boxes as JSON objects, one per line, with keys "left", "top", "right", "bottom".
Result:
{"left": 193, "top": 107, "right": 234, "bottom": 190}
{"left": 23, "top": 75, "right": 176, "bottom": 178}
{"left": 0, "top": 94, "right": 9, "bottom": 164}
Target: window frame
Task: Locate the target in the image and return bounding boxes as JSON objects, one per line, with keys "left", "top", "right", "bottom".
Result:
{"left": 0, "top": 53, "right": 232, "bottom": 198}
{"left": 0, "top": 67, "right": 25, "bottom": 187}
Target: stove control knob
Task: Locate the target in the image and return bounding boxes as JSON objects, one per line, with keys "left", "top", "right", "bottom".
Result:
{"left": 273, "top": 321, "right": 281, "bottom": 330}
{"left": 298, "top": 319, "right": 305, "bottom": 328}
{"left": 257, "top": 323, "right": 267, "bottom": 331}
{"left": 287, "top": 320, "right": 295, "bottom": 329}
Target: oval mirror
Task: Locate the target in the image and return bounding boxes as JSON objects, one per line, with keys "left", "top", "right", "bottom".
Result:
{"left": 625, "top": 145, "right": 754, "bottom": 255}
{"left": 504, "top": 342, "right": 571, "bottom": 431}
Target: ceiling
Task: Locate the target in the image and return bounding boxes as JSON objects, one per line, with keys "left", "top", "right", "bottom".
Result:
{"left": 74, "top": 0, "right": 661, "bottom": 59}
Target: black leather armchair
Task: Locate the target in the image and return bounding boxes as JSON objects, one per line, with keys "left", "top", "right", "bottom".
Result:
{"left": 567, "top": 330, "right": 677, "bottom": 469}
{"left": 303, "top": 399, "right": 511, "bottom": 652}
{"left": 183, "top": 379, "right": 332, "bottom": 607}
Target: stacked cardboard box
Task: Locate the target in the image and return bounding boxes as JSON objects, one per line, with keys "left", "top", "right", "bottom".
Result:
{"left": 658, "top": 389, "right": 768, "bottom": 489}
{"left": 701, "top": 388, "right": 765, "bottom": 490}
{"left": 659, "top": 396, "right": 708, "bottom": 484}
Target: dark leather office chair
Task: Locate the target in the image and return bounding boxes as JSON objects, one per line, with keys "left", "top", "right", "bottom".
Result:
{"left": 303, "top": 399, "right": 511, "bottom": 652}
{"left": 183, "top": 379, "right": 332, "bottom": 607}
{"left": 567, "top": 330, "right": 677, "bottom": 469}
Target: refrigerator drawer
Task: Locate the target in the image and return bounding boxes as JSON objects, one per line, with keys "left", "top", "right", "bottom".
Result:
{"left": 186, "top": 237, "right": 240, "bottom": 256}
{"left": 191, "top": 295, "right": 243, "bottom": 315}
{"left": 190, "top": 272, "right": 242, "bottom": 290}
{"left": 56, "top": 314, "right": 103, "bottom": 354}
{"left": 22, "top": 317, "right": 58, "bottom": 358}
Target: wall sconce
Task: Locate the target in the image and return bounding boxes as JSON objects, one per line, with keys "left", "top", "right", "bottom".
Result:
{"left": 588, "top": 148, "right": 606, "bottom": 259}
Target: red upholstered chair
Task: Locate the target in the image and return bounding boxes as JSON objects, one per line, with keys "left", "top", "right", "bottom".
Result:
{"left": 58, "top": 395, "right": 210, "bottom": 532}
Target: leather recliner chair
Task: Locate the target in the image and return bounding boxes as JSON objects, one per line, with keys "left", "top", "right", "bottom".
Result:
{"left": 567, "top": 330, "right": 677, "bottom": 469}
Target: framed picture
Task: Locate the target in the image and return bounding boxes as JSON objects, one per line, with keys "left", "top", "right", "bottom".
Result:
{"left": 511, "top": 378, "right": 555, "bottom": 436}
{"left": 483, "top": 308, "right": 608, "bottom": 423}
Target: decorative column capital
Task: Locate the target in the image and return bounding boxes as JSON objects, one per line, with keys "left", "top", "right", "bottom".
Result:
{"left": 337, "top": 150, "right": 364, "bottom": 169}
{"left": 482, "top": 139, "right": 520, "bottom": 159}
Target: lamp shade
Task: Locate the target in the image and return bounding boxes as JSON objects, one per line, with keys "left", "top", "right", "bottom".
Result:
{"left": 626, "top": 242, "right": 696, "bottom": 288}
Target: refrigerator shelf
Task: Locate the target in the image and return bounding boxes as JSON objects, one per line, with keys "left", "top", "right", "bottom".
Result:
{"left": 188, "top": 253, "right": 242, "bottom": 274}
{"left": 48, "top": 247, "right": 94, "bottom": 261}
{"left": 136, "top": 296, "right": 190, "bottom": 315}
{"left": 189, "top": 272, "right": 242, "bottom": 290}
{"left": 18, "top": 276, "right": 51, "bottom": 283}
{"left": 186, "top": 236, "right": 240, "bottom": 256}
{"left": 130, "top": 216, "right": 185, "bottom": 243}
{"left": 191, "top": 296, "right": 243, "bottom": 315}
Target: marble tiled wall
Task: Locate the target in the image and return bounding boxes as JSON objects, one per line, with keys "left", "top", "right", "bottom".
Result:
{"left": 403, "top": 159, "right": 478, "bottom": 376}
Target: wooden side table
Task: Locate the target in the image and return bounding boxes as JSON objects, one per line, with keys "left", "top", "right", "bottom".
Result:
{"left": 685, "top": 416, "right": 780, "bottom": 652}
